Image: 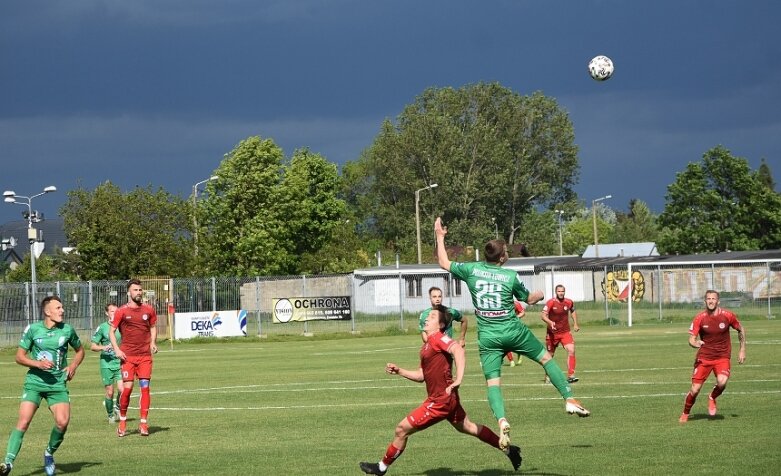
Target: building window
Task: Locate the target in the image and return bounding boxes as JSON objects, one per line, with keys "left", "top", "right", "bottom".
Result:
{"left": 444, "top": 278, "right": 462, "bottom": 297}
{"left": 406, "top": 277, "right": 423, "bottom": 298}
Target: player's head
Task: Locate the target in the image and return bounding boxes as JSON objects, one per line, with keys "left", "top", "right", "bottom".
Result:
{"left": 40, "top": 295, "right": 64, "bottom": 323}
{"left": 105, "top": 302, "right": 118, "bottom": 321}
{"left": 485, "top": 239, "right": 508, "bottom": 265}
{"left": 428, "top": 287, "right": 443, "bottom": 306}
{"left": 704, "top": 290, "right": 720, "bottom": 311}
{"left": 127, "top": 278, "right": 144, "bottom": 305}
{"left": 555, "top": 285, "right": 566, "bottom": 299}
{"left": 429, "top": 304, "right": 453, "bottom": 332}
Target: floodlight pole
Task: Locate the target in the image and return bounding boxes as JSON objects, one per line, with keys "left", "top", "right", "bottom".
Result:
{"left": 592, "top": 195, "right": 612, "bottom": 258}
{"left": 415, "top": 183, "right": 438, "bottom": 264}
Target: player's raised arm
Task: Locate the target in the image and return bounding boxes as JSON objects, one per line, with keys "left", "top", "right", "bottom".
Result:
{"left": 434, "top": 217, "right": 451, "bottom": 271}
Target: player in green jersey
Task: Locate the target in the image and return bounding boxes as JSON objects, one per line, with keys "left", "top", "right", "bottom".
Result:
{"left": 1, "top": 296, "right": 85, "bottom": 476}
{"left": 418, "top": 287, "right": 468, "bottom": 346}
{"left": 89, "top": 303, "right": 123, "bottom": 423}
{"left": 434, "top": 218, "right": 590, "bottom": 451}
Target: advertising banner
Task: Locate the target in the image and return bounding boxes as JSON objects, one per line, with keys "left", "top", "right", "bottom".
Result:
{"left": 272, "top": 297, "right": 351, "bottom": 323}
{"left": 174, "top": 310, "right": 248, "bottom": 339}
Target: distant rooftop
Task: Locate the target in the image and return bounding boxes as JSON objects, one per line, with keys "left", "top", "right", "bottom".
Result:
{"left": 582, "top": 242, "right": 658, "bottom": 258}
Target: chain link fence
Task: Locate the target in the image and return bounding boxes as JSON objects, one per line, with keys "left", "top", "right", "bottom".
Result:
{"left": 2, "top": 259, "right": 779, "bottom": 346}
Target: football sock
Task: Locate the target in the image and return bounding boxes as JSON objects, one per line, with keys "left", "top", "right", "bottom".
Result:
{"left": 476, "top": 425, "right": 500, "bottom": 449}
{"left": 5, "top": 429, "right": 25, "bottom": 464}
{"left": 568, "top": 355, "right": 577, "bottom": 376}
{"left": 140, "top": 384, "right": 151, "bottom": 420}
{"left": 46, "top": 427, "right": 65, "bottom": 454}
{"left": 487, "top": 385, "right": 506, "bottom": 420}
{"left": 683, "top": 391, "right": 696, "bottom": 414}
{"left": 506, "top": 352, "right": 514, "bottom": 362}
{"left": 119, "top": 387, "right": 132, "bottom": 417}
{"left": 104, "top": 397, "right": 114, "bottom": 415}
{"left": 542, "top": 360, "right": 573, "bottom": 399}
{"left": 381, "top": 444, "right": 403, "bottom": 467}
{"left": 710, "top": 385, "right": 725, "bottom": 400}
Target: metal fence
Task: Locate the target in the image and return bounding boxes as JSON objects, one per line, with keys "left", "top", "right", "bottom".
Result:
{"left": 2, "top": 259, "right": 779, "bottom": 346}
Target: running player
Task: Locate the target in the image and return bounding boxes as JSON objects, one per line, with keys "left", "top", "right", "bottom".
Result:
{"left": 1, "top": 296, "right": 85, "bottom": 476}
{"left": 679, "top": 290, "right": 746, "bottom": 423}
{"left": 541, "top": 285, "right": 580, "bottom": 383}
{"left": 359, "top": 307, "right": 522, "bottom": 475}
{"left": 434, "top": 217, "right": 590, "bottom": 451}
{"left": 89, "top": 302, "right": 123, "bottom": 422}
{"left": 110, "top": 279, "right": 158, "bottom": 437}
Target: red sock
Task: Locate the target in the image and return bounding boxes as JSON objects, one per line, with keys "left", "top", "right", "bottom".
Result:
{"left": 477, "top": 425, "right": 500, "bottom": 449}
{"left": 506, "top": 352, "right": 514, "bottom": 361}
{"left": 709, "top": 385, "right": 725, "bottom": 400}
{"left": 381, "top": 444, "right": 403, "bottom": 467}
{"left": 140, "top": 386, "right": 151, "bottom": 420}
{"left": 119, "top": 387, "right": 132, "bottom": 418}
{"left": 683, "top": 392, "right": 697, "bottom": 414}
{"left": 568, "top": 355, "right": 577, "bottom": 376}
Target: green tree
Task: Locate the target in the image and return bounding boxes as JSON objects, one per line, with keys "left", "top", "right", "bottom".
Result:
{"left": 348, "top": 82, "right": 579, "bottom": 255}
{"left": 658, "top": 146, "right": 781, "bottom": 253}
{"left": 613, "top": 199, "right": 658, "bottom": 244}
{"left": 60, "top": 181, "right": 193, "bottom": 279}
{"left": 757, "top": 158, "right": 777, "bottom": 191}
{"left": 199, "top": 138, "right": 349, "bottom": 275}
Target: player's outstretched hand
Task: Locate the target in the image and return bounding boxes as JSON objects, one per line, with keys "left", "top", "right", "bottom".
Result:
{"left": 434, "top": 217, "right": 447, "bottom": 237}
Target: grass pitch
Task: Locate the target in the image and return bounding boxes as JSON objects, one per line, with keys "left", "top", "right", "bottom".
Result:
{"left": 1, "top": 318, "right": 779, "bottom": 475}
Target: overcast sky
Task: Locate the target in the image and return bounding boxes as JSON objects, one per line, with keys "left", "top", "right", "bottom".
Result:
{"left": 1, "top": 0, "right": 779, "bottom": 227}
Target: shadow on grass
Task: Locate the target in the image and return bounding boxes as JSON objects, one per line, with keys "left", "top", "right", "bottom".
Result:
{"left": 18, "top": 460, "right": 102, "bottom": 475}
{"left": 417, "top": 467, "right": 569, "bottom": 476}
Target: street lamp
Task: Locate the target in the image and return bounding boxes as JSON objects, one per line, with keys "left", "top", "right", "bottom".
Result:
{"left": 555, "top": 209, "right": 564, "bottom": 256}
{"left": 192, "top": 175, "right": 219, "bottom": 256}
{"left": 3, "top": 185, "right": 57, "bottom": 320}
{"left": 415, "top": 183, "right": 438, "bottom": 264}
{"left": 491, "top": 217, "right": 499, "bottom": 239}
{"left": 591, "top": 195, "right": 612, "bottom": 258}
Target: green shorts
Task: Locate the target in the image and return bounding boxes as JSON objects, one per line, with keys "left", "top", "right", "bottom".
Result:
{"left": 100, "top": 366, "right": 122, "bottom": 386}
{"left": 478, "top": 320, "right": 546, "bottom": 380}
{"left": 21, "top": 382, "right": 70, "bottom": 406}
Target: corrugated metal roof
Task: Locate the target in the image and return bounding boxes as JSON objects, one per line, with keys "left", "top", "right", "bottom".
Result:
{"left": 582, "top": 242, "right": 659, "bottom": 258}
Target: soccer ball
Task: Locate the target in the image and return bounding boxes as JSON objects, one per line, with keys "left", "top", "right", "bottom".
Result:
{"left": 588, "top": 55, "right": 614, "bottom": 81}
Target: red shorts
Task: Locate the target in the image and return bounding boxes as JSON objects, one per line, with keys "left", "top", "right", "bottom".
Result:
{"left": 691, "top": 358, "right": 730, "bottom": 384}
{"left": 406, "top": 395, "right": 465, "bottom": 430}
{"left": 121, "top": 355, "right": 154, "bottom": 382}
{"left": 546, "top": 332, "right": 574, "bottom": 352}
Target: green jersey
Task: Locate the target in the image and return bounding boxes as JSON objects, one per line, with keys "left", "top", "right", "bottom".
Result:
{"left": 18, "top": 321, "right": 82, "bottom": 390}
{"left": 90, "top": 321, "right": 121, "bottom": 370}
{"left": 418, "top": 306, "right": 463, "bottom": 338}
{"left": 449, "top": 261, "right": 530, "bottom": 328}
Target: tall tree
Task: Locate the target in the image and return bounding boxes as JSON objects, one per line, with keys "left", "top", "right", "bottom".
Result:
{"left": 198, "top": 138, "right": 349, "bottom": 275}
{"left": 61, "top": 182, "right": 193, "bottom": 279}
{"left": 658, "top": 146, "right": 781, "bottom": 253}
{"left": 348, "top": 82, "right": 579, "bottom": 254}
{"left": 757, "top": 157, "right": 777, "bottom": 191}
{"left": 613, "top": 199, "right": 658, "bottom": 244}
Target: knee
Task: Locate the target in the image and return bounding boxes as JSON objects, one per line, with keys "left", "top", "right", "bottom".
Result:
{"left": 394, "top": 424, "right": 408, "bottom": 439}
{"left": 54, "top": 417, "right": 70, "bottom": 431}
{"left": 539, "top": 352, "right": 552, "bottom": 364}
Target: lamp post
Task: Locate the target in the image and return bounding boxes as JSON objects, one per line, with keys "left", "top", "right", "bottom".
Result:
{"left": 591, "top": 195, "right": 612, "bottom": 258}
{"left": 415, "top": 183, "right": 438, "bottom": 264}
{"left": 3, "top": 185, "right": 57, "bottom": 321}
{"left": 192, "top": 175, "right": 219, "bottom": 256}
{"left": 491, "top": 217, "right": 499, "bottom": 239}
{"left": 555, "top": 209, "right": 564, "bottom": 256}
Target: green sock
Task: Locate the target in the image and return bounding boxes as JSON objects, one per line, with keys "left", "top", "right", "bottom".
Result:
{"left": 5, "top": 428, "right": 25, "bottom": 464}
{"left": 543, "top": 359, "right": 573, "bottom": 399}
{"left": 46, "top": 427, "right": 66, "bottom": 455}
{"left": 487, "top": 385, "right": 506, "bottom": 420}
{"left": 105, "top": 398, "right": 114, "bottom": 415}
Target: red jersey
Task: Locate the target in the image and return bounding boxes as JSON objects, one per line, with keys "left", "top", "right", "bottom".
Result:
{"left": 421, "top": 331, "right": 456, "bottom": 403}
{"left": 542, "top": 297, "right": 575, "bottom": 335}
{"left": 689, "top": 308, "right": 741, "bottom": 361}
{"left": 111, "top": 303, "right": 158, "bottom": 357}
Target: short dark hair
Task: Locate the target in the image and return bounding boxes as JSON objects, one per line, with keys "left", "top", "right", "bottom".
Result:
{"left": 105, "top": 302, "right": 117, "bottom": 312}
{"left": 485, "top": 239, "right": 506, "bottom": 263}
{"left": 428, "top": 286, "right": 442, "bottom": 296}
{"left": 127, "top": 278, "right": 142, "bottom": 290}
{"left": 431, "top": 304, "right": 453, "bottom": 331}
{"left": 40, "top": 295, "right": 62, "bottom": 317}
{"left": 705, "top": 289, "right": 720, "bottom": 299}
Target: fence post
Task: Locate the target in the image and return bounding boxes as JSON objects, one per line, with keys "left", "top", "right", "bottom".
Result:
{"left": 302, "top": 275, "right": 310, "bottom": 336}
{"left": 211, "top": 277, "right": 216, "bottom": 312}
{"left": 398, "top": 270, "right": 404, "bottom": 330}
{"left": 657, "top": 265, "right": 663, "bottom": 320}
{"left": 350, "top": 274, "right": 357, "bottom": 334}
{"left": 627, "top": 264, "right": 633, "bottom": 327}
{"left": 255, "top": 276, "right": 262, "bottom": 336}
{"left": 769, "top": 261, "right": 775, "bottom": 319}
{"left": 88, "top": 280, "right": 94, "bottom": 330}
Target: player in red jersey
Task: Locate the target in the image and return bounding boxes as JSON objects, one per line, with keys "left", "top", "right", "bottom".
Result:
{"left": 679, "top": 290, "right": 746, "bottom": 423}
{"left": 359, "top": 306, "right": 522, "bottom": 475}
{"left": 541, "top": 285, "right": 580, "bottom": 383}
{"left": 109, "top": 279, "right": 158, "bottom": 437}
